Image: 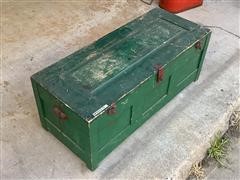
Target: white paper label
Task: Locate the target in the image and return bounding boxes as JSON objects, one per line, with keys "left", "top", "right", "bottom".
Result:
{"left": 92, "top": 104, "right": 109, "bottom": 117}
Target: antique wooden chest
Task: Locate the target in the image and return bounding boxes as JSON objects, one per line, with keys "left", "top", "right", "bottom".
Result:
{"left": 31, "top": 8, "right": 211, "bottom": 170}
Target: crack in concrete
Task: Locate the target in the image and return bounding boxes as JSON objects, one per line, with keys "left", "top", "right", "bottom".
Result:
{"left": 204, "top": 25, "right": 240, "bottom": 39}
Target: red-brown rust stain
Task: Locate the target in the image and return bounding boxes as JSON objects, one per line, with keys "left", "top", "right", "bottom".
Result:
{"left": 107, "top": 119, "right": 118, "bottom": 127}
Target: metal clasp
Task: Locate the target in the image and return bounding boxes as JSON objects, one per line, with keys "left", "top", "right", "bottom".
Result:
{"left": 155, "top": 64, "right": 164, "bottom": 83}
{"left": 107, "top": 103, "right": 116, "bottom": 115}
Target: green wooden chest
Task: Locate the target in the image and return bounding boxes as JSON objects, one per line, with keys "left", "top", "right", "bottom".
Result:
{"left": 31, "top": 8, "right": 211, "bottom": 170}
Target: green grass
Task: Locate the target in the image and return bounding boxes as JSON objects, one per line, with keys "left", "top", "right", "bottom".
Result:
{"left": 208, "top": 132, "right": 229, "bottom": 166}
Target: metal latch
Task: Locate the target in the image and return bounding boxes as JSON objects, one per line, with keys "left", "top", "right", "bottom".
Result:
{"left": 107, "top": 103, "right": 116, "bottom": 115}
{"left": 155, "top": 65, "right": 164, "bottom": 83}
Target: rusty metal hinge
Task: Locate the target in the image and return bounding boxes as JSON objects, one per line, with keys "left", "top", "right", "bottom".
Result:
{"left": 155, "top": 65, "right": 164, "bottom": 83}
{"left": 107, "top": 103, "right": 116, "bottom": 115}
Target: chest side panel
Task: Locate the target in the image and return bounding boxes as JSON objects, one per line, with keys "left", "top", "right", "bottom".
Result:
{"left": 35, "top": 84, "right": 91, "bottom": 154}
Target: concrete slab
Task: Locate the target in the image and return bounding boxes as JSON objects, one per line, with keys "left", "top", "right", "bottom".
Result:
{"left": 1, "top": 1, "right": 240, "bottom": 179}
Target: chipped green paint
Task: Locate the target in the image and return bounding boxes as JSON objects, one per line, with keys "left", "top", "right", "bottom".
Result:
{"left": 31, "top": 8, "right": 211, "bottom": 170}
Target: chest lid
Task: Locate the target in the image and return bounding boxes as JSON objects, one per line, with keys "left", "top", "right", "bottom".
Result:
{"left": 32, "top": 8, "right": 210, "bottom": 122}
